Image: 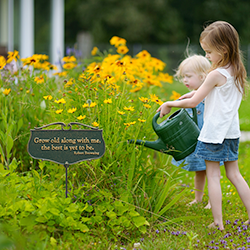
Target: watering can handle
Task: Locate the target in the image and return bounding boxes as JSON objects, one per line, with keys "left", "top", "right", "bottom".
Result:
{"left": 152, "top": 108, "right": 198, "bottom": 131}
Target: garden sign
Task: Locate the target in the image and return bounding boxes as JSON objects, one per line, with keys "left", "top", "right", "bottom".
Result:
{"left": 28, "top": 122, "right": 105, "bottom": 197}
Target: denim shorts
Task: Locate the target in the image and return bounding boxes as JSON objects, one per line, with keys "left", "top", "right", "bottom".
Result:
{"left": 195, "top": 138, "right": 239, "bottom": 162}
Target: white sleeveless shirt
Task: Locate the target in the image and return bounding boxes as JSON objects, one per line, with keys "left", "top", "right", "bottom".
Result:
{"left": 198, "top": 68, "right": 242, "bottom": 144}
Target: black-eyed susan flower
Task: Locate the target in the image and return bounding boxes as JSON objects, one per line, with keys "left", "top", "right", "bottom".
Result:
{"left": 123, "top": 106, "right": 134, "bottom": 111}
{"left": 117, "top": 45, "right": 129, "bottom": 55}
{"left": 104, "top": 98, "right": 112, "bottom": 104}
{"left": 0, "top": 56, "right": 6, "bottom": 70}
{"left": 92, "top": 122, "right": 99, "bottom": 127}
{"left": 91, "top": 47, "right": 98, "bottom": 56}
{"left": 82, "top": 103, "right": 89, "bottom": 108}
{"left": 77, "top": 115, "right": 86, "bottom": 120}
{"left": 63, "top": 62, "right": 77, "bottom": 70}
{"left": 68, "top": 107, "right": 77, "bottom": 113}
{"left": 62, "top": 55, "right": 77, "bottom": 63}
{"left": 54, "top": 98, "right": 66, "bottom": 104}
{"left": 150, "top": 94, "right": 163, "bottom": 105}
{"left": 56, "top": 109, "right": 63, "bottom": 114}
{"left": 34, "top": 75, "right": 45, "bottom": 84}
{"left": 7, "top": 50, "right": 19, "bottom": 63}
{"left": 64, "top": 78, "right": 75, "bottom": 88}
{"left": 170, "top": 91, "right": 181, "bottom": 101}
{"left": 139, "top": 97, "right": 150, "bottom": 103}
{"left": 43, "top": 95, "right": 53, "bottom": 100}
{"left": 21, "top": 56, "right": 38, "bottom": 66}
{"left": 118, "top": 111, "right": 125, "bottom": 115}
{"left": 143, "top": 104, "right": 151, "bottom": 109}
{"left": 89, "top": 102, "right": 97, "bottom": 108}
{"left": 138, "top": 118, "right": 146, "bottom": 123}
{"left": 3, "top": 88, "right": 11, "bottom": 96}
{"left": 110, "top": 36, "right": 126, "bottom": 48}
{"left": 53, "top": 71, "right": 67, "bottom": 77}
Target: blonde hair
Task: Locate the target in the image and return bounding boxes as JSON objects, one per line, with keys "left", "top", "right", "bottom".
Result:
{"left": 175, "top": 54, "right": 211, "bottom": 81}
{"left": 200, "top": 21, "right": 247, "bottom": 95}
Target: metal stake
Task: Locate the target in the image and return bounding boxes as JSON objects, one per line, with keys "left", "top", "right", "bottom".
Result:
{"left": 64, "top": 162, "right": 69, "bottom": 198}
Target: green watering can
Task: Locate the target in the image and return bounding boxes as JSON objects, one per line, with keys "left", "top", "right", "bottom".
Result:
{"left": 129, "top": 108, "right": 200, "bottom": 161}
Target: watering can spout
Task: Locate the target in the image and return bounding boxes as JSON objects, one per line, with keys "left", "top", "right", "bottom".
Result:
{"left": 128, "top": 109, "right": 200, "bottom": 161}
{"left": 128, "top": 138, "right": 168, "bottom": 153}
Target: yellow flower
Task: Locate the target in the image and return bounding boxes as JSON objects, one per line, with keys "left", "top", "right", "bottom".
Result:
{"left": 26, "top": 90, "right": 30, "bottom": 94}
{"left": 104, "top": 98, "right": 112, "bottom": 104}
{"left": 54, "top": 98, "right": 66, "bottom": 104}
{"left": 91, "top": 47, "right": 98, "bottom": 56}
{"left": 34, "top": 75, "right": 45, "bottom": 84}
{"left": 82, "top": 103, "right": 89, "bottom": 108}
{"left": 110, "top": 36, "right": 126, "bottom": 48}
{"left": 63, "top": 62, "right": 77, "bottom": 70}
{"left": 123, "top": 106, "right": 134, "bottom": 111}
{"left": 138, "top": 118, "right": 146, "bottom": 123}
{"left": 7, "top": 50, "right": 19, "bottom": 63}
{"left": 118, "top": 111, "right": 125, "bottom": 115}
{"left": 124, "top": 121, "right": 136, "bottom": 127}
{"left": 92, "top": 122, "right": 99, "bottom": 127}
{"left": 64, "top": 78, "right": 75, "bottom": 88}
{"left": 117, "top": 45, "right": 129, "bottom": 55}
{"left": 0, "top": 56, "right": 6, "bottom": 70}
{"left": 43, "top": 95, "right": 53, "bottom": 100}
{"left": 68, "top": 107, "right": 77, "bottom": 113}
{"left": 56, "top": 109, "right": 63, "bottom": 114}
{"left": 143, "top": 104, "right": 151, "bottom": 109}
{"left": 53, "top": 71, "right": 67, "bottom": 77}
{"left": 3, "top": 88, "right": 11, "bottom": 96}
{"left": 89, "top": 102, "right": 97, "bottom": 108}
{"left": 139, "top": 97, "right": 150, "bottom": 103}
{"left": 150, "top": 94, "right": 163, "bottom": 105}
{"left": 62, "top": 56, "right": 77, "bottom": 62}
{"left": 77, "top": 115, "right": 86, "bottom": 120}
{"left": 170, "top": 91, "right": 181, "bottom": 101}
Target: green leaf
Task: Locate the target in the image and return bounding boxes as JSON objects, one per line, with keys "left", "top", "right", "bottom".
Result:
{"left": 6, "top": 134, "right": 13, "bottom": 159}
{"left": 49, "top": 208, "right": 60, "bottom": 216}
{"left": 78, "top": 223, "right": 89, "bottom": 232}
{"left": 32, "top": 169, "right": 40, "bottom": 180}
{"left": 132, "top": 216, "right": 148, "bottom": 228}
{"left": 106, "top": 211, "right": 117, "bottom": 219}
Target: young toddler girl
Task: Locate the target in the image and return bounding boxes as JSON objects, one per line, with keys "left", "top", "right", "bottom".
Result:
{"left": 171, "top": 54, "right": 211, "bottom": 208}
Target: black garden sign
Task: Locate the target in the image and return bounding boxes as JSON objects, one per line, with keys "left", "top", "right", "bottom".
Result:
{"left": 28, "top": 122, "right": 105, "bottom": 197}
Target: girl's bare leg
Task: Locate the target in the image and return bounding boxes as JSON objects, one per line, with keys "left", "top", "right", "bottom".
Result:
{"left": 194, "top": 170, "right": 206, "bottom": 202}
{"left": 224, "top": 160, "right": 250, "bottom": 222}
{"left": 205, "top": 160, "right": 224, "bottom": 230}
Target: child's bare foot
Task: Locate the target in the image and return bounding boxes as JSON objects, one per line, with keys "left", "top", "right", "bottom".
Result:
{"left": 187, "top": 199, "right": 198, "bottom": 206}
{"left": 204, "top": 202, "right": 211, "bottom": 209}
{"left": 244, "top": 220, "right": 250, "bottom": 225}
{"left": 208, "top": 222, "right": 224, "bottom": 230}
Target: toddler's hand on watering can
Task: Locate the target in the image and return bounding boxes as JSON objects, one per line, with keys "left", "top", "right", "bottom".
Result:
{"left": 156, "top": 102, "right": 172, "bottom": 118}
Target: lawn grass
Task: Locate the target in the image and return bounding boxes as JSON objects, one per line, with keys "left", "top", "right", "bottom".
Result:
{"left": 119, "top": 142, "right": 250, "bottom": 250}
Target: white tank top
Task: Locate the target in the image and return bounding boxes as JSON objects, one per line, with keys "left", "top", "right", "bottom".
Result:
{"left": 198, "top": 68, "right": 242, "bottom": 144}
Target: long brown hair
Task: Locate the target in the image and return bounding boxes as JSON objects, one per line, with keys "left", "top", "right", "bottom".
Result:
{"left": 200, "top": 21, "right": 247, "bottom": 95}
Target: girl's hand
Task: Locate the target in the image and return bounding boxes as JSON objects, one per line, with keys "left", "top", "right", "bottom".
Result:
{"left": 179, "top": 91, "right": 196, "bottom": 100}
{"left": 156, "top": 102, "right": 172, "bottom": 118}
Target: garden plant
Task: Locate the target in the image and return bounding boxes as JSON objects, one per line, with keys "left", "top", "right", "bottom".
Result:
{"left": 0, "top": 36, "right": 250, "bottom": 249}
